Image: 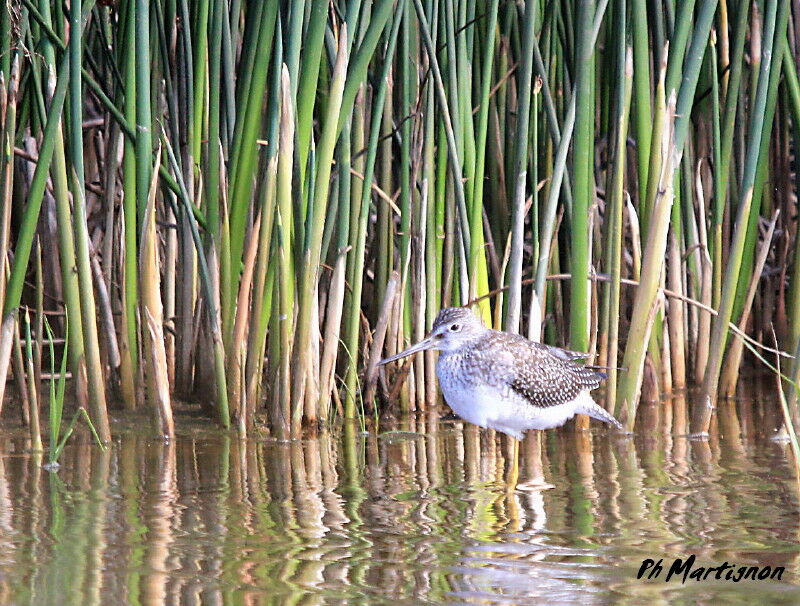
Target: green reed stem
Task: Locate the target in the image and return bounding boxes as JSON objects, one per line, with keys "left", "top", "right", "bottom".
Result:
{"left": 630, "top": 0, "right": 652, "bottom": 205}
{"left": 506, "top": 0, "right": 537, "bottom": 334}
{"left": 569, "top": 0, "right": 595, "bottom": 353}
{"left": 69, "top": 0, "right": 111, "bottom": 442}
{"left": 119, "top": 0, "right": 138, "bottom": 410}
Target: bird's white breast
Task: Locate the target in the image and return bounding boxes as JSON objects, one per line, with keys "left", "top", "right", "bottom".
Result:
{"left": 438, "top": 381, "right": 495, "bottom": 428}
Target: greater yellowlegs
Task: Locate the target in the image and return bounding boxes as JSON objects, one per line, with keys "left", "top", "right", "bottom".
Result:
{"left": 379, "top": 307, "right": 622, "bottom": 439}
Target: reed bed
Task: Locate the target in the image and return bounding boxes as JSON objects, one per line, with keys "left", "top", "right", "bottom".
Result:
{"left": 2, "top": 0, "right": 800, "bottom": 442}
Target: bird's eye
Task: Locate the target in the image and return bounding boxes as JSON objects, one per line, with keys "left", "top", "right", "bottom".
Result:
{"left": 450, "top": 323, "right": 461, "bottom": 332}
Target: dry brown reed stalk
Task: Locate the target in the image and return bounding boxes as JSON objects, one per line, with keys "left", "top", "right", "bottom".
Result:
{"left": 12, "top": 319, "right": 28, "bottom": 425}
{"left": 0, "top": 56, "right": 20, "bottom": 309}
{"left": 228, "top": 211, "right": 262, "bottom": 418}
{"left": 694, "top": 163, "right": 713, "bottom": 384}
{"left": 140, "top": 149, "right": 174, "bottom": 438}
{"left": 24, "top": 310, "right": 41, "bottom": 452}
{"left": 144, "top": 309, "right": 174, "bottom": 439}
{"left": 90, "top": 244, "right": 121, "bottom": 371}
{"left": 721, "top": 210, "right": 780, "bottom": 396}
{"left": 364, "top": 271, "right": 400, "bottom": 408}
{"left": 666, "top": 229, "right": 686, "bottom": 390}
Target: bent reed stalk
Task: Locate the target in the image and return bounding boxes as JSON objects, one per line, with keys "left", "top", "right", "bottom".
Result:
{"left": 1, "top": 0, "right": 799, "bottom": 442}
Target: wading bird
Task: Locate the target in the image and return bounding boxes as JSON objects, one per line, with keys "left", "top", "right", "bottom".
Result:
{"left": 379, "top": 307, "right": 622, "bottom": 439}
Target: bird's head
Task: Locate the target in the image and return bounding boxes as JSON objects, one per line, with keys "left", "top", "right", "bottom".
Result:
{"left": 378, "top": 307, "right": 486, "bottom": 365}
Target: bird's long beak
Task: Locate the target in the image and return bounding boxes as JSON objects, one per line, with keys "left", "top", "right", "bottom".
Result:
{"left": 378, "top": 335, "right": 438, "bottom": 365}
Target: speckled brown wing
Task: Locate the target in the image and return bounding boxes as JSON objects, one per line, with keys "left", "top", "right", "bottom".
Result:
{"left": 479, "top": 332, "right": 605, "bottom": 409}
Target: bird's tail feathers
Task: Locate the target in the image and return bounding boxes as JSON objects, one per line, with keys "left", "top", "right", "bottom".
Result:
{"left": 577, "top": 393, "right": 623, "bottom": 430}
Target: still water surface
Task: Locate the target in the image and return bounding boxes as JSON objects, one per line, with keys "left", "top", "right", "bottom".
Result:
{"left": 1, "top": 396, "right": 799, "bottom": 605}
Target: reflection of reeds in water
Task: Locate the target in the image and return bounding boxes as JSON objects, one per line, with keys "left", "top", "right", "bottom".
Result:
{"left": 0, "top": 411, "right": 800, "bottom": 601}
